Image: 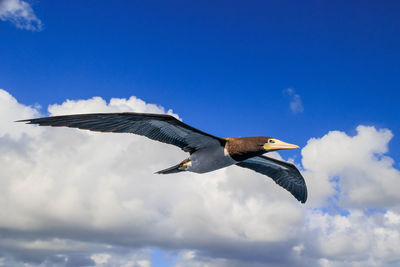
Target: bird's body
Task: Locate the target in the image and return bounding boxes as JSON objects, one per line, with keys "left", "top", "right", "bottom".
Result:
{"left": 182, "top": 144, "right": 236, "bottom": 173}
{"left": 18, "top": 112, "right": 308, "bottom": 203}
{"left": 168, "top": 137, "right": 270, "bottom": 174}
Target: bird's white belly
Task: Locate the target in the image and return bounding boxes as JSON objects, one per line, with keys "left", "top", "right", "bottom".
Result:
{"left": 186, "top": 146, "right": 237, "bottom": 173}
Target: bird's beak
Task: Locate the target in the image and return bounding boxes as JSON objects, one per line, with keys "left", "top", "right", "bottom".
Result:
{"left": 263, "top": 139, "right": 300, "bottom": 151}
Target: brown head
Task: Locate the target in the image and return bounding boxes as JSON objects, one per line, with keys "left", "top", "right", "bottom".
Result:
{"left": 225, "top": 136, "right": 299, "bottom": 161}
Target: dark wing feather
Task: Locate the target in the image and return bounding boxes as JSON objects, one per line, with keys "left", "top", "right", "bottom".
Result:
{"left": 17, "top": 112, "right": 225, "bottom": 152}
{"left": 236, "top": 155, "right": 307, "bottom": 203}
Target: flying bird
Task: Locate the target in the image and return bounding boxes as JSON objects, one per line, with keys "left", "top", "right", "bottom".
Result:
{"left": 18, "top": 112, "right": 307, "bottom": 203}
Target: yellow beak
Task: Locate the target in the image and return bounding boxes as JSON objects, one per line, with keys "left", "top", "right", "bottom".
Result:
{"left": 263, "top": 139, "right": 300, "bottom": 151}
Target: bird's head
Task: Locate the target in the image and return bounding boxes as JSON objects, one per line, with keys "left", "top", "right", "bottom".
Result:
{"left": 263, "top": 137, "right": 300, "bottom": 152}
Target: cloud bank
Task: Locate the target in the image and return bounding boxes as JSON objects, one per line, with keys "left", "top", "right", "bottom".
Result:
{"left": 0, "top": 89, "right": 400, "bottom": 266}
{"left": 0, "top": 0, "right": 42, "bottom": 31}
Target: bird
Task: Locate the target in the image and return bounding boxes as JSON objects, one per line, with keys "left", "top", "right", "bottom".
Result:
{"left": 17, "top": 112, "right": 307, "bottom": 203}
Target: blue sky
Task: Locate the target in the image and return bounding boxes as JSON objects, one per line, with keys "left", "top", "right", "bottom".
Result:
{"left": 1, "top": 1, "right": 400, "bottom": 266}
{"left": 2, "top": 0, "right": 400, "bottom": 158}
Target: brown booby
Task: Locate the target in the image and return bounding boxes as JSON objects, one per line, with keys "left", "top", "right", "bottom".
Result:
{"left": 18, "top": 112, "right": 307, "bottom": 203}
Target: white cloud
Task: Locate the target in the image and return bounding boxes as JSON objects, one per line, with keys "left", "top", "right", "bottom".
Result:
{"left": 0, "top": 89, "right": 400, "bottom": 266}
{"left": 91, "top": 253, "right": 111, "bottom": 265}
{"left": 0, "top": 89, "right": 304, "bottom": 266}
{"left": 301, "top": 126, "right": 400, "bottom": 208}
{"left": 0, "top": 89, "right": 41, "bottom": 139}
{"left": 285, "top": 88, "right": 304, "bottom": 113}
{"left": 0, "top": 0, "right": 43, "bottom": 31}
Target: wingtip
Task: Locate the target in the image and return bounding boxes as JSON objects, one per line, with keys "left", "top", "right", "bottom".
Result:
{"left": 302, "top": 188, "right": 308, "bottom": 204}
{"left": 15, "top": 119, "right": 34, "bottom": 123}
{"left": 299, "top": 192, "right": 307, "bottom": 204}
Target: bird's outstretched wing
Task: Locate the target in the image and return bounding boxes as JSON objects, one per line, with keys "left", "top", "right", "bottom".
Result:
{"left": 235, "top": 155, "right": 307, "bottom": 203}
{"left": 17, "top": 112, "right": 225, "bottom": 153}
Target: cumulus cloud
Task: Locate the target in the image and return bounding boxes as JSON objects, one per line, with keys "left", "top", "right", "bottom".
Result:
{"left": 0, "top": 89, "right": 305, "bottom": 266}
{"left": 302, "top": 126, "right": 400, "bottom": 208}
{"left": 0, "top": 88, "right": 400, "bottom": 266}
{"left": 285, "top": 88, "right": 304, "bottom": 113}
{"left": 0, "top": 0, "right": 43, "bottom": 31}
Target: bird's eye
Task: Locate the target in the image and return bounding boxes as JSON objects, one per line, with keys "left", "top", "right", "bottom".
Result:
{"left": 269, "top": 139, "right": 275, "bottom": 143}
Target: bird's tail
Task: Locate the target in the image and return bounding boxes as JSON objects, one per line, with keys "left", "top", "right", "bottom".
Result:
{"left": 155, "top": 158, "right": 191, "bottom": 174}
